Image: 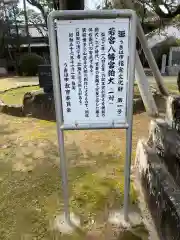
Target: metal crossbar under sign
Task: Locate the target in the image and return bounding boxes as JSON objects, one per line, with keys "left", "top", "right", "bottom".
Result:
{"left": 48, "top": 10, "right": 137, "bottom": 223}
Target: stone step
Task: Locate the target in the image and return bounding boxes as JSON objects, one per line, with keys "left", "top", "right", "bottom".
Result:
{"left": 148, "top": 119, "right": 180, "bottom": 187}
{"left": 135, "top": 140, "right": 180, "bottom": 240}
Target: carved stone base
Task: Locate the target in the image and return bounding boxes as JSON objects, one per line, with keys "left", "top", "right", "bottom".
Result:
{"left": 166, "top": 95, "right": 180, "bottom": 131}
{"left": 135, "top": 140, "right": 180, "bottom": 240}
{"left": 148, "top": 119, "right": 180, "bottom": 187}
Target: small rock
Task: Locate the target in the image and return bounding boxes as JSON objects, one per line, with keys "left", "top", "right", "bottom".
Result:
{"left": 0, "top": 99, "right": 5, "bottom": 105}
{"left": 108, "top": 209, "right": 142, "bottom": 228}
{"left": 1, "top": 144, "right": 10, "bottom": 149}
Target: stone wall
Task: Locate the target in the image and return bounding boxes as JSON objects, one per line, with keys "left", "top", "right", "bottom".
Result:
{"left": 0, "top": 89, "right": 165, "bottom": 120}
{"left": 22, "top": 92, "right": 149, "bottom": 120}
{"left": 23, "top": 91, "right": 55, "bottom": 121}
{"left": 135, "top": 95, "right": 180, "bottom": 239}
{"left": 166, "top": 65, "right": 180, "bottom": 76}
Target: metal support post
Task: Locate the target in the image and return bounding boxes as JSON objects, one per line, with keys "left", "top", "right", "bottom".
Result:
{"left": 123, "top": 12, "right": 137, "bottom": 221}
{"left": 137, "top": 20, "right": 169, "bottom": 96}
{"left": 48, "top": 14, "right": 70, "bottom": 222}
{"left": 135, "top": 52, "right": 158, "bottom": 117}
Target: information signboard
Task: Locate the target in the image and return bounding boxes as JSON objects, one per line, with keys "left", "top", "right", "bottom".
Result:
{"left": 48, "top": 10, "right": 137, "bottom": 222}
{"left": 56, "top": 19, "right": 130, "bottom": 127}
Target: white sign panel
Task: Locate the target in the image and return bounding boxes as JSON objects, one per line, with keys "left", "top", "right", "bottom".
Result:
{"left": 57, "top": 19, "right": 130, "bottom": 126}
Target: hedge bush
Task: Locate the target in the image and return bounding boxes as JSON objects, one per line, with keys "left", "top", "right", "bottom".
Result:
{"left": 19, "top": 53, "right": 44, "bottom": 76}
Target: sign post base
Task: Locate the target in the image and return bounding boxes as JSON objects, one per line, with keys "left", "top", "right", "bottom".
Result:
{"left": 54, "top": 212, "right": 81, "bottom": 234}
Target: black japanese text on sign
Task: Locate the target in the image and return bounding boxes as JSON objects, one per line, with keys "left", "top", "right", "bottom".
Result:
{"left": 117, "top": 29, "right": 126, "bottom": 117}
{"left": 57, "top": 19, "right": 130, "bottom": 126}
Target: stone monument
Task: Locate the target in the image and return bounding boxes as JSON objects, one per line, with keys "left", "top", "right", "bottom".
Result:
{"left": 161, "top": 54, "right": 167, "bottom": 76}
{"left": 22, "top": 64, "right": 54, "bottom": 120}
{"left": 135, "top": 94, "right": 180, "bottom": 239}
{"left": 167, "top": 47, "right": 180, "bottom": 76}
{"left": 177, "top": 70, "right": 180, "bottom": 92}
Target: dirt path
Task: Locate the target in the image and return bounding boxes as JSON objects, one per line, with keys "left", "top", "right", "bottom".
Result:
{"left": 0, "top": 77, "right": 38, "bottom": 92}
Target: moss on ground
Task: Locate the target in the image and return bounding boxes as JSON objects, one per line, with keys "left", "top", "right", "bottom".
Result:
{"left": 1, "top": 86, "right": 40, "bottom": 105}
{"left": 0, "top": 76, "right": 38, "bottom": 92}
{"left": 134, "top": 82, "right": 178, "bottom": 97}
{"left": 0, "top": 85, "right": 152, "bottom": 239}
{"left": 165, "top": 82, "right": 178, "bottom": 94}
{"left": 1, "top": 82, "right": 177, "bottom": 107}
{"left": 0, "top": 112, "right": 151, "bottom": 239}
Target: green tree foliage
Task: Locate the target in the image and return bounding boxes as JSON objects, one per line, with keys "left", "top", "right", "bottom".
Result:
{"left": 19, "top": 53, "right": 44, "bottom": 76}
{"left": 0, "top": 3, "right": 25, "bottom": 67}
{"left": 26, "top": 0, "right": 56, "bottom": 26}
{"left": 101, "top": 0, "right": 180, "bottom": 33}
{"left": 26, "top": 0, "right": 84, "bottom": 26}
{"left": 0, "top": 19, "right": 6, "bottom": 57}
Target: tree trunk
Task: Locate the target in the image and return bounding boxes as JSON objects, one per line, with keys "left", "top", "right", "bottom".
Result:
{"left": 23, "top": 0, "right": 31, "bottom": 54}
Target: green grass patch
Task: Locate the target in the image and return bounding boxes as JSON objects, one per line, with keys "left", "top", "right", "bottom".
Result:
{"left": 1, "top": 85, "right": 140, "bottom": 106}
{"left": 1, "top": 82, "right": 178, "bottom": 107}
{"left": 165, "top": 83, "right": 178, "bottom": 94}
{"left": 0, "top": 139, "right": 138, "bottom": 239}
{"left": 70, "top": 171, "right": 137, "bottom": 219}
{"left": 0, "top": 86, "right": 40, "bottom": 105}
{"left": 0, "top": 80, "right": 153, "bottom": 239}
{"left": 0, "top": 115, "right": 139, "bottom": 239}
{"left": 134, "top": 82, "right": 178, "bottom": 97}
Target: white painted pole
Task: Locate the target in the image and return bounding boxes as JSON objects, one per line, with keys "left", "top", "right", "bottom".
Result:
{"left": 135, "top": 52, "right": 158, "bottom": 117}
{"left": 136, "top": 20, "right": 169, "bottom": 96}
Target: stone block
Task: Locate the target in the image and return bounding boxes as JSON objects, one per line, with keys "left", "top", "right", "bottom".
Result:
{"left": 38, "top": 65, "right": 53, "bottom": 93}
{"left": 0, "top": 67, "right": 7, "bottom": 76}
{"left": 148, "top": 119, "right": 180, "bottom": 187}
{"left": 166, "top": 66, "right": 180, "bottom": 76}
{"left": 135, "top": 140, "right": 180, "bottom": 240}
{"left": 166, "top": 95, "right": 180, "bottom": 131}
{"left": 1, "top": 104, "right": 23, "bottom": 116}
{"left": 133, "top": 98, "right": 145, "bottom": 114}
{"left": 23, "top": 91, "right": 55, "bottom": 121}
{"left": 177, "top": 70, "right": 180, "bottom": 92}
{"left": 154, "top": 94, "right": 166, "bottom": 114}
